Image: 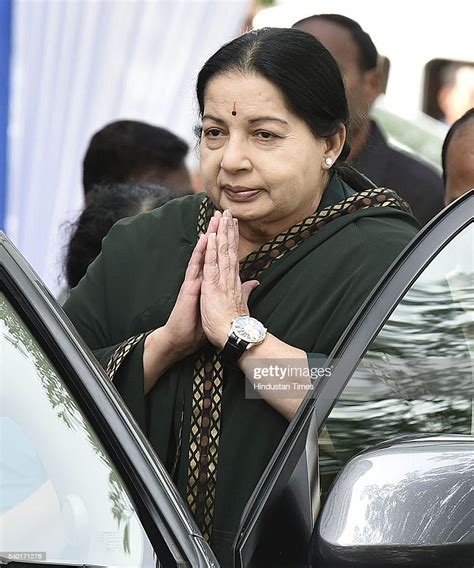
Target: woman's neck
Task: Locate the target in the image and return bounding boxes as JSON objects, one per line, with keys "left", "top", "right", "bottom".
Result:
{"left": 238, "top": 231, "right": 267, "bottom": 260}
{"left": 237, "top": 208, "right": 314, "bottom": 259}
{"left": 236, "top": 190, "right": 326, "bottom": 259}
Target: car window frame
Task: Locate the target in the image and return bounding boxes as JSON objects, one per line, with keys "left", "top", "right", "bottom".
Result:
{"left": 0, "top": 234, "right": 218, "bottom": 568}
{"left": 233, "top": 190, "right": 473, "bottom": 566}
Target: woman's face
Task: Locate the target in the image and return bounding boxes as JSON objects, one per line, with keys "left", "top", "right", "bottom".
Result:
{"left": 200, "top": 72, "right": 334, "bottom": 237}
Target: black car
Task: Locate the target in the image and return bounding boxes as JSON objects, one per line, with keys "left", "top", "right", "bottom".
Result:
{"left": 1, "top": 191, "right": 472, "bottom": 567}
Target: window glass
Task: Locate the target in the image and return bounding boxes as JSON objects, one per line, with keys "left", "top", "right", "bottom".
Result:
{"left": 0, "top": 293, "right": 156, "bottom": 566}
{"left": 320, "top": 224, "right": 474, "bottom": 495}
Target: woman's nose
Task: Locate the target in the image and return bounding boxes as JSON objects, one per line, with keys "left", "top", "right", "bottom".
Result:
{"left": 220, "top": 136, "right": 252, "bottom": 173}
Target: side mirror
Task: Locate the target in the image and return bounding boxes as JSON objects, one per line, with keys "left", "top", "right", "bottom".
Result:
{"left": 311, "top": 435, "right": 474, "bottom": 567}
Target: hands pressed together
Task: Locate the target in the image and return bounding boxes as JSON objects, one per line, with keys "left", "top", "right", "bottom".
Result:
{"left": 169, "top": 209, "right": 259, "bottom": 353}
{"left": 143, "top": 209, "right": 309, "bottom": 420}
{"left": 143, "top": 210, "right": 259, "bottom": 390}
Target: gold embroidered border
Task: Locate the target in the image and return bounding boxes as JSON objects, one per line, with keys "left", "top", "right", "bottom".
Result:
{"left": 105, "top": 332, "right": 146, "bottom": 382}
{"left": 186, "top": 351, "right": 223, "bottom": 541}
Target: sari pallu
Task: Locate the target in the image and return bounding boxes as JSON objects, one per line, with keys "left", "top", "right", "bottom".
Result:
{"left": 64, "top": 174, "right": 419, "bottom": 565}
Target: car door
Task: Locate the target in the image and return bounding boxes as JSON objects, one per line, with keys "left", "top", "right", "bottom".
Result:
{"left": 317, "top": 190, "right": 473, "bottom": 497}
{"left": 232, "top": 190, "right": 473, "bottom": 567}
{"left": 0, "top": 234, "right": 218, "bottom": 568}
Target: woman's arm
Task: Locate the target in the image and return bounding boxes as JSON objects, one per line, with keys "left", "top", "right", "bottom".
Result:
{"left": 200, "top": 210, "right": 312, "bottom": 421}
{"left": 141, "top": 230, "right": 207, "bottom": 394}
{"left": 142, "top": 212, "right": 222, "bottom": 393}
{"left": 237, "top": 335, "right": 311, "bottom": 421}
{"left": 65, "top": 210, "right": 222, "bottom": 395}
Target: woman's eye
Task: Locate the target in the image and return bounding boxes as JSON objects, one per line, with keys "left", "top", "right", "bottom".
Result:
{"left": 205, "top": 128, "right": 223, "bottom": 137}
{"left": 256, "top": 131, "right": 276, "bottom": 140}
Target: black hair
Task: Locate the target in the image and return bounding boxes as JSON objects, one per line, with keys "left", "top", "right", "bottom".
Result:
{"left": 83, "top": 120, "right": 189, "bottom": 195}
{"left": 196, "top": 27, "right": 374, "bottom": 191}
{"left": 441, "top": 107, "right": 474, "bottom": 185}
{"left": 64, "top": 183, "right": 175, "bottom": 288}
{"left": 293, "top": 14, "right": 378, "bottom": 72}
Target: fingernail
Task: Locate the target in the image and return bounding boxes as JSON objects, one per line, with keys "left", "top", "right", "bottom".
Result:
{"left": 223, "top": 210, "right": 232, "bottom": 218}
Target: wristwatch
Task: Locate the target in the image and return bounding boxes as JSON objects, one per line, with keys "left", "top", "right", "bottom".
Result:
{"left": 221, "top": 316, "right": 267, "bottom": 364}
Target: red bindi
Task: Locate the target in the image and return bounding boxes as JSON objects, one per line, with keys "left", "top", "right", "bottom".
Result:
{"left": 231, "top": 102, "right": 237, "bottom": 116}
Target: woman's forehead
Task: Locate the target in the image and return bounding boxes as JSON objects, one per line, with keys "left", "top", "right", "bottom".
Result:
{"left": 203, "top": 72, "right": 290, "bottom": 118}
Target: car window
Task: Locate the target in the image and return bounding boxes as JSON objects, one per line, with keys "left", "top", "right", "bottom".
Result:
{"left": 0, "top": 292, "right": 157, "bottom": 566}
{"left": 320, "top": 223, "right": 473, "bottom": 496}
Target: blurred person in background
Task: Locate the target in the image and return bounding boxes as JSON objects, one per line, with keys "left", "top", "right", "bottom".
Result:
{"left": 441, "top": 108, "right": 474, "bottom": 205}
{"left": 62, "top": 183, "right": 175, "bottom": 299}
{"left": 293, "top": 14, "right": 444, "bottom": 226}
{"left": 438, "top": 63, "right": 474, "bottom": 126}
{"left": 83, "top": 120, "right": 194, "bottom": 201}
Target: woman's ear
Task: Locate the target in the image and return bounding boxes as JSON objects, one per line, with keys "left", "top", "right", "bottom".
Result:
{"left": 324, "top": 124, "right": 346, "bottom": 165}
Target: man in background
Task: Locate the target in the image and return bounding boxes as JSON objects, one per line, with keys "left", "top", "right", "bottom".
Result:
{"left": 83, "top": 120, "right": 194, "bottom": 201}
{"left": 438, "top": 63, "right": 474, "bottom": 126}
{"left": 442, "top": 108, "right": 474, "bottom": 205}
{"left": 293, "top": 14, "right": 444, "bottom": 226}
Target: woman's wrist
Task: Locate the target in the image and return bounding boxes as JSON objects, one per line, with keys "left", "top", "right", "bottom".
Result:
{"left": 214, "top": 327, "right": 231, "bottom": 351}
{"left": 143, "top": 327, "right": 181, "bottom": 393}
{"left": 213, "top": 319, "right": 248, "bottom": 351}
{"left": 153, "top": 325, "right": 175, "bottom": 356}
{"left": 150, "top": 325, "right": 192, "bottom": 364}
{"left": 207, "top": 313, "right": 248, "bottom": 351}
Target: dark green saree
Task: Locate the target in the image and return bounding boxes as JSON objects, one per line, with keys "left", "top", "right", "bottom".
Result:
{"left": 64, "top": 174, "right": 419, "bottom": 565}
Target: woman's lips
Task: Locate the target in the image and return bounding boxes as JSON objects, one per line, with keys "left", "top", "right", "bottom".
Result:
{"left": 222, "top": 187, "right": 262, "bottom": 201}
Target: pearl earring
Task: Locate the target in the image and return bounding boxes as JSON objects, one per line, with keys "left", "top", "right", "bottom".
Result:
{"left": 325, "top": 157, "right": 333, "bottom": 166}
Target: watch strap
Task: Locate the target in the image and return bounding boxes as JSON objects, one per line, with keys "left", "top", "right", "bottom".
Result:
{"left": 221, "top": 333, "right": 249, "bottom": 364}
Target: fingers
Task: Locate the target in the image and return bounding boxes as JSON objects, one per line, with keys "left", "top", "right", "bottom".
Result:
{"left": 204, "top": 209, "right": 241, "bottom": 287}
{"left": 207, "top": 210, "right": 221, "bottom": 235}
{"left": 185, "top": 233, "right": 207, "bottom": 281}
{"left": 233, "top": 218, "right": 239, "bottom": 253}
{"left": 217, "top": 210, "right": 231, "bottom": 274}
{"left": 203, "top": 231, "right": 219, "bottom": 283}
{"left": 202, "top": 210, "right": 220, "bottom": 285}
{"left": 185, "top": 207, "right": 224, "bottom": 284}
{"left": 227, "top": 214, "right": 238, "bottom": 281}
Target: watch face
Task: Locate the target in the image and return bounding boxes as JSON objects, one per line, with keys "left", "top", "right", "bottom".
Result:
{"left": 233, "top": 316, "right": 266, "bottom": 343}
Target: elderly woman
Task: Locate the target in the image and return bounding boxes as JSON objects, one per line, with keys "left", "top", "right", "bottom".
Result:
{"left": 64, "top": 28, "right": 418, "bottom": 565}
